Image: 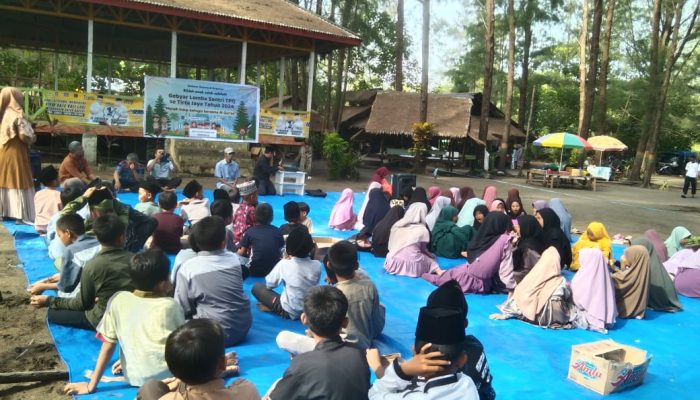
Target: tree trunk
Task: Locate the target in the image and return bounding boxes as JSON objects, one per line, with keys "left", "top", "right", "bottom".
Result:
{"left": 332, "top": 0, "right": 354, "bottom": 130}
{"left": 415, "top": 0, "right": 430, "bottom": 172}
{"left": 595, "top": 0, "right": 615, "bottom": 136}
{"left": 316, "top": 0, "right": 322, "bottom": 15}
{"left": 577, "top": 0, "right": 589, "bottom": 134}
{"left": 580, "top": 0, "right": 604, "bottom": 139}
{"left": 517, "top": 0, "right": 533, "bottom": 127}
{"left": 498, "top": 0, "right": 516, "bottom": 171}
{"left": 291, "top": 59, "right": 300, "bottom": 110}
{"left": 479, "top": 0, "right": 495, "bottom": 147}
{"left": 323, "top": 0, "right": 337, "bottom": 131}
{"left": 395, "top": 0, "right": 405, "bottom": 92}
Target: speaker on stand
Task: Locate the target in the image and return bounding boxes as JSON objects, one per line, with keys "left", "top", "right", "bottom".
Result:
{"left": 391, "top": 173, "right": 416, "bottom": 199}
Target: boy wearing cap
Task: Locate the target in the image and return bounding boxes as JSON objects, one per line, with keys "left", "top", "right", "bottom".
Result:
{"left": 231, "top": 180, "right": 258, "bottom": 246}
{"left": 34, "top": 165, "right": 62, "bottom": 234}
{"left": 366, "top": 305, "right": 479, "bottom": 399}
{"left": 135, "top": 181, "right": 162, "bottom": 217}
{"left": 215, "top": 147, "right": 241, "bottom": 192}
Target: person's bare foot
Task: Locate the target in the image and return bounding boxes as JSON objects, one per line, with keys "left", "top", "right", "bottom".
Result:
{"left": 256, "top": 303, "right": 272, "bottom": 312}
{"left": 436, "top": 268, "right": 445, "bottom": 276}
{"left": 111, "top": 360, "right": 123, "bottom": 375}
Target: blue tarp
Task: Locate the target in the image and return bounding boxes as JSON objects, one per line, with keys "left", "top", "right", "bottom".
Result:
{"left": 4, "top": 190, "right": 698, "bottom": 399}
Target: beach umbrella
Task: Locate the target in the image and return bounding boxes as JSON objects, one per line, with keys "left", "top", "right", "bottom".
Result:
{"left": 533, "top": 132, "right": 592, "bottom": 170}
{"left": 588, "top": 135, "right": 628, "bottom": 164}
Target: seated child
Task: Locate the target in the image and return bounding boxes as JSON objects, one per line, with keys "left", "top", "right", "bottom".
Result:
{"left": 135, "top": 181, "right": 162, "bottom": 216}
{"left": 151, "top": 191, "right": 184, "bottom": 254}
{"left": 180, "top": 180, "right": 210, "bottom": 227}
{"left": 277, "top": 240, "right": 385, "bottom": 355}
{"left": 172, "top": 232, "right": 198, "bottom": 286}
{"left": 366, "top": 306, "right": 479, "bottom": 399}
{"left": 137, "top": 319, "right": 260, "bottom": 400}
{"left": 34, "top": 165, "right": 62, "bottom": 234}
{"left": 266, "top": 286, "right": 370, "bottom": 400}
{"left": 237, "top": 203, "right": 284, "bottom": 277}
{"left": 213, "top": 188, "right": 230, "bottom": 202}
{"left": 279, "top": 201, "right": 301, "bottom": 236}
{"left": 174, "top": 216, "right": 252, "bottom": 346}
{"left": 29, "top": 214, "right": 100, "bottom": 297}
{"left": 61, "top": 184, "right": 130, "bottom": 234}
{"left": 47, "top": 185, "right": 85, "bottom": 259}
{"left": 210, "top": 199, "right": 235, "bottom": 252}
{"left": 252, "top": 226, "right": 321, "bottom": 319}
{"left": 298, "top": 201, "right": 313, "bottom": 234}
{"left": 30, "top": 214, "right": 134, "bottom": 330}
{"left": 231, "top": 181, "right": 258, "bottom": 246}
{"left": 63, "top": 248, "right": 185, "bottom": 395}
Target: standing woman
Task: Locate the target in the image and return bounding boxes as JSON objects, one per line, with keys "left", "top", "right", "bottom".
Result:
{"left": 612, "top": 245, "right": 651, "bottom": 319}
{"left": 0, "top": 87, "right": 36, "bottom": 222}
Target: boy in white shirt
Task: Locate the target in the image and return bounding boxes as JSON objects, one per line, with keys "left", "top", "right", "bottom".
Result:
{"left": 682, "top": 154, "right": 699, "bottom": 198}
{"left": 180, "top": 180, "right": 210, "bottom": 228}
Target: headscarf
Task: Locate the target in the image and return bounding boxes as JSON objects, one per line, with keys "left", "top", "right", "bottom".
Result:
{"left": 0, "top": 87, "right": 25, "bottom": 147}
{"left": 328, "top": 188, "right": 356, "bottom": 228}
{"left": 430, "top": 206, "right": 474, "bottom": 259}
{"left": 571, "top": 221, "right": 612, "bottom": 270}
{"left": 360, "top": 188, "right": 391, "bottom": 236}
{"left": 665, "top": 226, "right": 692, "bottom": 258}
{"left": 613, "top": 245, "right": 651, "bottom": 319}
{"left": 408, "top": 187, "right": 431, "bottom": 211}
{"left": 355, "top": 182, "right": 382, "bottom": 230}
{"left": 632, "top": 238, "right": 683, "bottom": 312}
{"left": 371, "top": 205, "right": 405, "bottom": 257}
{"left": 449, "top": 187, "right": 461, "bottom": 207}
{"left": 512, "top": 247, "right": 566, "bottom": 322}
{"left": 532, "top": 200, "right": 548, "bottom": 212}
{"left": 466, "top": 212, "right": 511, "bottom": 263}
{"left": 388, "top": 203, "right": 430, "bottom": 254}
{"left": 441, "top": 189, "right": 457, "bottom": 207}
{"left": 644, "top": 229, "right": 669, "bottom": 263}
{"left": 371, "top": 167, "right": 390, "bottom": 183}
{"left": 426, "top": 196, "right": 451, "bottom": 231}
{"left": 427, "top": 186, "right": 441, "bottom": 205}
{"left": 538, "top": 208, "right": 573, "bottom": 267}
{"left": 456, "top": 198, "right": 485, "bottom": 228}
{"left": 507, "top": 199, "right": 526, "bottom": 219}
{"left": 457, "top": 186, "right": 476, "bottom": 209}
{"left": 481, "top": 185, "right": 497, "bottom": 206}
{"left": 571, "top": 248, "right": 618, "bottom": 332}
{"left": 514, "top": 215, "right": 546, "bottom": 270}
{"left": 472, "top": 205, "right": 490, "bottom": 231}
{"left": 490, "top": 198, "right": 505, "bottom": 213}
{"left": 505, "top": 189, "right": 523, "bottom": 212}
{"left": 549, "top": 198, "right": 572, "bottom": 241}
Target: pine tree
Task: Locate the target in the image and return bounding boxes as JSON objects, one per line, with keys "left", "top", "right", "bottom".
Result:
{"left": 145, "top": 104, "right": 154, "bottom": 134}
{"left": 235, "top": 101, "right": 250, "bottom": 133}
{"left": 153, "top": 95, "right": 167, "bottom": 120}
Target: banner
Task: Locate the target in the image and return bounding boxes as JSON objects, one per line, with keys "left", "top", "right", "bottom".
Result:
{"left": 43, "top": 91, "right": 143, "bottom": 127}
{"left": 143, "top": 76, "right": 259, "bottom": 142}
{"left": 259, "top": 109, "right": 310, "bottom": 138}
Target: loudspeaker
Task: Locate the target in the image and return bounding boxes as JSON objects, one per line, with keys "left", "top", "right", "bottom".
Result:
{"left": 391, "top": 173, "right": 416, "bottom": 199}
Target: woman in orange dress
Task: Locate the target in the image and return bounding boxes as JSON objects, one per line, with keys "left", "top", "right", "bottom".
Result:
{"left": 0, "top": 87, "right": 36, "bottom": 221}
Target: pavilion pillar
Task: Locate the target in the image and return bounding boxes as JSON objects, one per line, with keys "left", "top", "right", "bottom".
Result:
{"left": 53, "top": 51, "right": 58, "bottom": 91}
{"left": 86, "top": 19, "right": 94, "bottom": 92}
{"left": 279, "top": 56, "right": 285, "bottom": 108}
{"left": 170, "top": 31, "right": 177, "bottom": 78}
{"left": 306, "top": 51, "right": 315, "bottom": 112}
{"left": 239, "top": 41, "right": 247, "bottom": 84}
{"left": 256, "top": 59, "right": 262, "bottom": 86}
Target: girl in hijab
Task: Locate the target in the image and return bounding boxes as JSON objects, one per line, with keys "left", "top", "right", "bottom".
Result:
{"left": 505, "top": 189, "right": 523, "bottom": 212}
{"left": 548, "top": 198, "right": 573, "bottom": 242}
{"left": 481, "top": 185, "right": 497, "bottom": 206}
{"left": 570, "top": 248, "right": 618, "bottom": 333}
{"left": 427, "top": 186, "right": 441, "bottom": 206}
{"left": 370, "top": 205, "right": 405, "bottom": 257}
{"left": 507, "top": 198, "right": 526, "bottom": 233}
{"left": 457, "top": 186, "right": 476, "bottom": 210}
{"left": 384, "top": 203, "right": 438, "bottom": 277}
{"left": 612, "top": 246, "right": 651, "bottom": 319}
{"left": 422, "top": 213, "right": 515, "bottom": 294}
{"left": 472, "top": 205, "right": 490, "bottom": 231}
{"left": 571, "top": 222, "right": 612, "bottom": 271}
{"left": 408, "top": 187, "right": 431, "bottom": 211}
{"left": 371, "top": 167, "right": 392, "bottom": 196}
{"left": 456, "top": 198, "right": 485, "bottom": 227}
{"left": 429, "top": 206, "right": 474, "bottom": 259}
{"left": 328, "top": 188, "right": 357, "bottom": 231}
{"left": 531, "top": 200, "right": 548, "bottom": 214}
{"left": 490, "top": 199, "right": 506, "bottom": 213}
{"left": 672, "top": 247, "right": 700, "bottom": 298}
{"left": 632, "top": 238, "right": 683, "bottom": 312}
{"left": 0, "top": 87, "right": 36, "bottom": 221}
{"left": 536, "top": 208, "right": 573, "bottom": 268}
{"left": 513, "top": 215, "right": 546, "bottom": 282}
{"left": 491, "top": 247, "right": 575, "bottom": 328}
{"left": 426, "top": 196, "right": 451, "bottom": 231}
{"left": 665, "top": 226, "right": 692, "bottom": 258}
{"left": 356, "top": 188, "right": 391, "bottom": 247}
{"left": 354, "top": 181, "right": 382, "bottom": 230}
{"left": 449, "top": 187, "right": 461, "bottom": 207}
{"left": 644, "top": 229, "right": 669, "bottom": 263}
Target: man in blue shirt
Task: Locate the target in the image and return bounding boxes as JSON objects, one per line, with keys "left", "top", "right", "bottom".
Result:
{"left": 146, "top": 148, "right": 181, "bottom": 189}
{"left": 113, "top": 153, "right": 144, "bottom": 192}
{"left": 215, "top": 147, "right": 241, "bottom": 192}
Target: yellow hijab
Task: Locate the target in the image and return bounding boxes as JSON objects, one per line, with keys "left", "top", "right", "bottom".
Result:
{"left": 571, "top": 221, "right": 612, "bottom": 270}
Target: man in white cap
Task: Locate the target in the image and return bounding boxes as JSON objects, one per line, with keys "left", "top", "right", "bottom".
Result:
{"left": 214, "top": 147, "right": 241, "bottom": 192}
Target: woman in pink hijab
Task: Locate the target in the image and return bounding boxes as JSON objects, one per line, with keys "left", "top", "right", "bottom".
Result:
{"left": 449, "top": 187, "right": 461, "bottom": 207}
{"left": 482, "top": 185, "right": 497, "bottom": 206}
{"left": 328, "top": 188, "right": 357, "bottom": 230}
{"left": 571, "top": 248, "right": 618, "bottom": 333}
{"left": 427, "top": 186, "right": 441, "bottom": 206}
{"left": 490, "top": 199, "right": 506, "bottom": 213}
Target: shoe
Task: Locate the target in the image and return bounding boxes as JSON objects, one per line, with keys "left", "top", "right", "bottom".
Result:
{"left": 681, "top": 195, "right": 687, "bottom": 198}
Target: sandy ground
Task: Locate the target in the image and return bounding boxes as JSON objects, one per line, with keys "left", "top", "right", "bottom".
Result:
{"left": 1, "top": 160, "right": 698, "bottom": 398}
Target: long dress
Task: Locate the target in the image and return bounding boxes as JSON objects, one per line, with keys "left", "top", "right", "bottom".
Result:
{"left": 613, "top": 245, "right": 651, "bottom": 319}
{"left": 665, "top": 248, "right": 700, "bottom": 298}
{"left": 384, "top": 203, "right": 438, "bottom": 277}
{"left": 571, "top": 248, "right": 617, "bottom": 332}
{"left": 370, "top": 206, "right": 405, "bottom": 257}
{"left": 430, "top": 206, "right": 474, "bottom": 259}
{"left": 328, "top": 188, "right": 357, "bottom": 230}
{"left": 0, "top": 87, "right": 36, "bottom": 221}
{"left": 632, "top": 238, "right": 683, "bottom": 312}
{"left": 538, "top": 208, "right": 573, "bottom": 268}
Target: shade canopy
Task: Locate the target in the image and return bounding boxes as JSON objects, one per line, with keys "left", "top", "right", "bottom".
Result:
{"left": 534, "top": 132, "right": 592, "bottom": 150}
{"left": 588, "top": 135, "right": 628, "bottom": 152}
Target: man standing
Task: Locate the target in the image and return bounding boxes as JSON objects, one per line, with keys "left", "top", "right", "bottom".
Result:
{"left": 59, "top": 141, "right": 97, "bottom": 184}
{"left": 215, "top": 147, "right": 241, "bottom": 192}
{"left": 254, "top": 147, "right": 282, "bottom": 196}
{"left": 146, "top": 148, "right": 181, "bottom": 189}
{"left": 682, "top": 154, "right": 699, "bottom": 198}
{"left": 113, "top": 153, "right": 144, "bottom": 192}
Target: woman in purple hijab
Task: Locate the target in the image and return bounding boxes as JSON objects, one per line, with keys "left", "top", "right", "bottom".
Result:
{"left": 570, "top": 248, "right": 618, "bottom": 333}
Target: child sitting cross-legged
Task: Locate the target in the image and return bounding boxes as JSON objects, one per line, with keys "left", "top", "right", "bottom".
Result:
{"left": 237, "top": 203, "right": 284, "bottom": 277}
{"left": 29, "top": 214, "right": 100, "bottom": 297}
{"left": 34, "top": 165, "right": 62, "bottom": 234}
{"left": 137, "top": 319, "right": 260, "bottom": 400}
{"left": 265, "top": 286, "right": 370, "bottom": 400}
{"left": 298, "top": 202, "right": 313, "bottom": 234}
{"left": 210, "top": 199, "right": 236, "bottom": 252}
{"left": 252, "top": 225, "right": 321, "bottom": 319}
{"left": 151, "top": 191, "right": 184, "bottom": 255}
{"left": 63, "top": 248, "right": 185, "bottom": 395}
{"left": 135, "top": 181, "right": 162, "bottom": 217}
{"left": 279, "top": 201, "right": 302, "bottom": 236}
{"left": 180, "top": 180, "right": 210, "bottom": 229}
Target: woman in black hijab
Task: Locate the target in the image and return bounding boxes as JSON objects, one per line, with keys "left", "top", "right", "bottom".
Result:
{"left": 408, "top": 187, "right": 431, "bottom": 211}
{"left": 536, "top": 208, "right": 573, "bottom": 268}
{"left": 466, "top": 212, "right": 512, "bottom": 263}
{"left": 370, "top": 205, "right": 406, "bottom": 257}
{"left": 513, "top": 214, "right": 547, "bottom": 282}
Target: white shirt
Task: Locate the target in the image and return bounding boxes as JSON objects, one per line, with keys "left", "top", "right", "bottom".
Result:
{"left": 369, "top": 360, "right": 479, "bottom": 400}
{"left": 265, "top": 256, "right": 321, "bottom": 319}
{"left": 685, "top": 161, "right": 699, "bottom": 178}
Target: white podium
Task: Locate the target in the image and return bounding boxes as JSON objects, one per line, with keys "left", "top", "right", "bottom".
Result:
{"left": 274, "top": 171, "right": 306, "bottom": 196}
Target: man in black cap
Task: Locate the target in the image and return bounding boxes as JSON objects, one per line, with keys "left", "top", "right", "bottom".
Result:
{"left": 367, "top": 305, "right": 479, "bottom": 399}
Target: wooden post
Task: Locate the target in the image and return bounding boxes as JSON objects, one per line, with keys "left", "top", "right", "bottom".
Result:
{"left": 0, "top": 370, "right": 68, "bottom": 383}
{"left": 170, "top": 31, "right": 177, "bottom": 78}
{"left": 518, "top": 85, "right": 537, "bottom": 177}
{"left": 86, "top": 19, "right": 94, "bottom": 92}
{"left": 279, "top": 57, "right": 285, "bottom": 108}
{"left": 53, "top": 51, "right": 59, "bottom": 91}
{"left": 239, "top": 41, "right": 248, "bottom": 84}
{"left": 307, "top": 51, "right": 315, "bottom": 112}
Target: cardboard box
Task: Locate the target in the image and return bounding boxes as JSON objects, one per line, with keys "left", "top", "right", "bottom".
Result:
{"left": 312, "top": 236, "right": 342, "bottom": 261}
{"left": 568, "top": 340, "right": 651, "bottom": 395}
